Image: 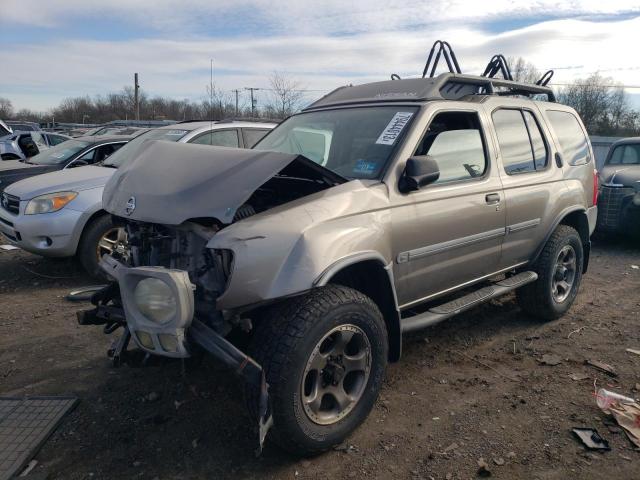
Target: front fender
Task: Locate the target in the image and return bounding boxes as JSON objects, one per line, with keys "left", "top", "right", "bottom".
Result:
{"left": 208, "top": 182, "right": 392, "bottom": 310}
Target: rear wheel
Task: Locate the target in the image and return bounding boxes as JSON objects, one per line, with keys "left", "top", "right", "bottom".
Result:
{"left": 517, "top": 225, "right": 583, "bottom": 320}
{"left": 247, "top": 285, "right": 388, "bottom": 455}
{"left": 77, "top": 215, "right": 129, "bottom": 278}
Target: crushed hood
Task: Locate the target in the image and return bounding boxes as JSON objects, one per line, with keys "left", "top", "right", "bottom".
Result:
{"left": 103, "top": 140, "right": 346, "bottom": 225}
{"left": 4, "top": 165, "right": 115, "bottom": 200}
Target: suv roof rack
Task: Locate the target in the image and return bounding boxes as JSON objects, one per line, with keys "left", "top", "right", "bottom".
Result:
{"left": 305, "top": 72, "right": 556, "bottom": 111}
{"left": 311, "top": 40, "right": 556, "bottom": 110}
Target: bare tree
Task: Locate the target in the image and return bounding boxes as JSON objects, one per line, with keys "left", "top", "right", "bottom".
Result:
{"left": 0, "top": 97, "right": 14, "bottom": 119}
{"left": 557, "top": 73, "right": 640, "bottom": 136}
{"left": 507, "top": 57, "right": 541, "bottom": 84}
{"left": 268, "top": 71, "right": 305, "bottom": 119}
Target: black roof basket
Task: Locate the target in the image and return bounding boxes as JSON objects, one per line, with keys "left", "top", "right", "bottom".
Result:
{"left": 481, "top": 54, "right": 513, "bottom": 80}
{"left": 422, "top": 40, "right": 462, "bottom": 78}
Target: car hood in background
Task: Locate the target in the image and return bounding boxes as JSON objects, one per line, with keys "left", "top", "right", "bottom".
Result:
{"left": 0, "top": 160, "right": 39, "bottom": 173}
{"left": 103, "top": 140, "right": 346, "bottom": 225}
{"left": 4, "top": 165, "right": 115, "bottom": 200}
{"left": 600, "top": 164, "right": 640, "bottom": 188}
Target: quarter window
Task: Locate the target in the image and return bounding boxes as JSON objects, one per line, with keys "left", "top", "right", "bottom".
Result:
{"left": 492, "top": 109, "right": 548, "bottom": 175}
{"left": 190, "top": 129, "right": 239, "bottom": 147}
{"left": 414, "top": 111, "right": 487, "bottom": 184}
{"left": 546, "top": 110, "right": 590, "bottom": 166}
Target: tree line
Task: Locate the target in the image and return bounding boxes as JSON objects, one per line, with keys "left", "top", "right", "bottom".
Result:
{"left": 2, "top": 66, "right": 639, "bottom": 137}
{"left": 0, "top": 72, "right": 306, "bottom": 125}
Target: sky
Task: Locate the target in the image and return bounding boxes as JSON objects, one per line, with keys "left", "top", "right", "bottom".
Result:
{"left": 1, "top": 0, "right": 640, "bottom": 113}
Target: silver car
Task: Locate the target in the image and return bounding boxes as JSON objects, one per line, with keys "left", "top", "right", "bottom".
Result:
{"left": 0, "top": 131, "right": 71, "bottom": 160}
{"left": 0, "top": 120, "right": 275, "bottom": 276}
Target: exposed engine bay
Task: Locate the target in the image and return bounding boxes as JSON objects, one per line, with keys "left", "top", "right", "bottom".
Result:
{"left": 113, "top": 157, "right": 347, "bottom": 335}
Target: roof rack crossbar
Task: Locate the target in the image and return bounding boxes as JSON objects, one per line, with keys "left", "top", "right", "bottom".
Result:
{"left": 434, "top": 74, "right": 555, "bottom": 102}
{"left": 422, "top": 40, "right": 461, "bottom": 78}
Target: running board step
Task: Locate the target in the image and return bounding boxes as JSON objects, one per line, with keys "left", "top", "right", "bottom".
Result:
{"left": 401, "top": 271, "right": 538, "bottom": 333}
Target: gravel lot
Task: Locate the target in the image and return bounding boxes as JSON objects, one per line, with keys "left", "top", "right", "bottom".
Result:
{"left": 1, "top": 236, "right": 639, "bottom": 480}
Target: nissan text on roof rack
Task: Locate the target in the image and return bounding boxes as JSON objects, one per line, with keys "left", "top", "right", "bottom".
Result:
{"left": 77, "top": 41, "right": 598, "bottom": 455}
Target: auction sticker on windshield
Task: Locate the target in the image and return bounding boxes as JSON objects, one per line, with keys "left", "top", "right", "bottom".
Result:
{"left": 376, "top": 112, "right": 414, "bottom": 145}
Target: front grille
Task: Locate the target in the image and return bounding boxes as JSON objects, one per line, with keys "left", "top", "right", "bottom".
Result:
{"left": 0, "top": 192, "right": 19, "bottom": 215}
{"left": 597, "top": 186, "right": 634, "bottom": 230}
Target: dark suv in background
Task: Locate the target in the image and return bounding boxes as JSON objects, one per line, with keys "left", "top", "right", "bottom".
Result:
{"left": 596, "top": 137, "right": 640, "bottom": 238}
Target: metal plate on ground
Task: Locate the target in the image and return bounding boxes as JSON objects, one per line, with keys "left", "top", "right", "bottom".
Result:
{"left": 0, "top": 396, "right": 78, "bottom": 480}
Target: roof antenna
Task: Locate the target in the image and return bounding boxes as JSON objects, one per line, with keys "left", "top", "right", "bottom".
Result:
{"left": 481, "top": 54, "right": 513, "bottom": 80}
{"left": 536, "top": 70, "right": 554, "bottom": 86}
{"left": 422, "top": 40, "right": 462, "bottom": 78}
{"left": 390, "top": 73, "right": 401, "bottom": 80}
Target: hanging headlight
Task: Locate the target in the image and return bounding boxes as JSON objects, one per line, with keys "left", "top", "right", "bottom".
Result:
{"left": 133, "top": 277, "right": 177, "bottom": 324}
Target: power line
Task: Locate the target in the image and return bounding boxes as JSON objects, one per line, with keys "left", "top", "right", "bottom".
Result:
{"left": 244, "top": 87, "right": 260, "bottom": 116}
{"left": 550, "top": 83, "right": 640, "bottom": 89}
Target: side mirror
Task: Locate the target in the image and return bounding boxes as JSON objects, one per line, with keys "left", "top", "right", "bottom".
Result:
{"left": 399, "top": 155, "right": 440, "bottom": 192}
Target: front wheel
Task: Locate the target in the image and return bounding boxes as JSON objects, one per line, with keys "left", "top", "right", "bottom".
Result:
{"left": 247, "top": 285, "right": 388, "bottom": 455}
{"left": 517, "top": 225, "right": 584, "bottom": 320}
{"left": 77, "top": 215, "right": 129, "bottom": 279}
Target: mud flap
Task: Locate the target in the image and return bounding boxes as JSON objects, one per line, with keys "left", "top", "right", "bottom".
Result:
{"left": 188, "top": 319, "right": 273, "bottom": 455}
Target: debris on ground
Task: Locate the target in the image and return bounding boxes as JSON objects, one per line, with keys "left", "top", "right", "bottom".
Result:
{"left": 539, "top": 353, "right": 562, "bottom": 366}
{"left": 493, "top": 457, "right": 505, "bottom": 466}
{"left": 625, "top": 348, "right": 640, "bottom": 357}
{"left": 572, "top": 428, "right": 611, "bottom": 451}
{"left": 476, "top": 458, "right": 492, "bottom": 477}
{"left": 585, "top": 359, "right": 617, "bottom": 377}
{"left": 596, "top": 390, "right": 640, "bottom": 449}
{"left": 631, "top": 265, "right": 639, "bottom": 270}
{"left": 569, "top": 373, "right": 590, "bottom": 381}
{"left": 596, "top": 388, "right": 636, "bottom": 410}
{"left": 0, "top": 244, "right": 19, "bottom": 251}
{"left": 19, "top": 459, "right": 38, "bottom": 477}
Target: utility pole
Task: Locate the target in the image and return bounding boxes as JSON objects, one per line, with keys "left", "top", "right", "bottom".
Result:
{"left": 134, "top": 73, "right": 140, "bottom": 120}
{"left": 232, "top": 89, "right": 241, "bottom": 116}
{"left": 244, "top": 87, "right": 260, "bottom": 117}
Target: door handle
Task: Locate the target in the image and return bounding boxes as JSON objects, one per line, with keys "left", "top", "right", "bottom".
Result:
{"left": 485, "top": 193, "right": 501, "bottom": 205}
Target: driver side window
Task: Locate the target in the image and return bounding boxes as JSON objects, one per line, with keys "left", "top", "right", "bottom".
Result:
{"left": 414, "top": 111, "right": 488, "bottom": 184}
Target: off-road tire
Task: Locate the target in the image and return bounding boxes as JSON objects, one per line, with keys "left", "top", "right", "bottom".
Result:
{"left": 77, "top": 215, "right": 117, "bottom": 279}
{"left": 246, "top": 285, "right": 388, "bottom": 456}
{"left": 517, "top": 225, "right": 583, "bottom": 321}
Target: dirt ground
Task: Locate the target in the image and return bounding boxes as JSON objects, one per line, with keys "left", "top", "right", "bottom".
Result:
{"left": 1, "top": 236, "right": 639, "bottom": 480}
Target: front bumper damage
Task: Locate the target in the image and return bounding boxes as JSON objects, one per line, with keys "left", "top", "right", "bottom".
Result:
{"left": 76, "top": 256, "right": 273, "bottom": 453}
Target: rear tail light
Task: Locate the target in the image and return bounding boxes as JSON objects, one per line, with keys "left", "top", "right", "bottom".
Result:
{"left": 592, "top": 169, "right": 599, "bottom": 206}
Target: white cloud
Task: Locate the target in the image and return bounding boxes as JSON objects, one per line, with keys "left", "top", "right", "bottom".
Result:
{"left": 2, "top": 14, "right": 640, "bottom": 110}
{"left": 3, "top": 0, "right": 640, "bottom": 32}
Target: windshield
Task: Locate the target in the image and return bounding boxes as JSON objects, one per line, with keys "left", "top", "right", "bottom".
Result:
{"left": 607, "top": 144, "right": 640, "bottom": 165}
{"left": 103, "top": 128, "right": 190, "bottom": 168}
{"left": 253, "top": 106, "right": 419, "bottom": 179}
{"left": 28, "top": 140, "right": 91, "bottom": 165}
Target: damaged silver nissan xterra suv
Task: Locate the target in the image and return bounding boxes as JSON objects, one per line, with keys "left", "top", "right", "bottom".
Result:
{"left": 78, "top": 48, "right": 598, "bottom": 455}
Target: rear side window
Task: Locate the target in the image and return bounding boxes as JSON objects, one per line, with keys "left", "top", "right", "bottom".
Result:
{"left": 492, "top": 109, "right": 548, "bottom": 175}
{"left": 243, "top": 128, "right": 270, "bottom": 148}
{"left": 608, "top": 144, "right": 640, "bottom": 165}
{"left": 190, "top": 129, "right": 239, "bottom": 147}
{"left": 414, "top": 111, "right": 487, "bottom": 184}
{"left": 546, "top": 110, "right": 590, "bottom": 166}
